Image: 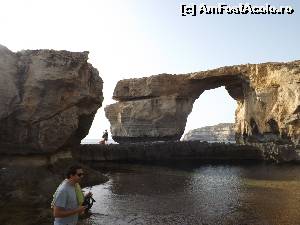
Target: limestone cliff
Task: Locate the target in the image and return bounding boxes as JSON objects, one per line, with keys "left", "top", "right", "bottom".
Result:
{"left": 0, "top": 45, "right": 103, "bottom": 154}
{"left": 0, "top": 45, "right": 106, "bottom": 225}
{"left": 105, "top": 61, "right": 300, "bottom": 146}
{"left": 183, "top": 123, "right": 235, "bottom": 142}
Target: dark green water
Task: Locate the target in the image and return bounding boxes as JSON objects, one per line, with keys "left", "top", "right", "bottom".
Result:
{"left": 80, "top": 163, "right": 300, "bottom": 225}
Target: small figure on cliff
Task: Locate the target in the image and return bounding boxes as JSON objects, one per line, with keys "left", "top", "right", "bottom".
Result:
{"left": 51, "top": 165, "right": 94, "bottom": 225}
{"left": 99, "top": 129, "right": 108, "bottom": 144}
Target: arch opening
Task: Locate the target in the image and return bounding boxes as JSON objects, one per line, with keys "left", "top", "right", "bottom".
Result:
{"left": 182, "top": 86, "right": 237, "bottom": 143}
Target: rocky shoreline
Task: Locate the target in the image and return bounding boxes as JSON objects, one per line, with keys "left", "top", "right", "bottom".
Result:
{"left": 74, "top": 141, "right": 300, "bottom": 164}
{"left": 75, "top": 141, "right": 263, "bottom": 163}
{"left": 0, "top": 158, "right": 108, "bottom": 225}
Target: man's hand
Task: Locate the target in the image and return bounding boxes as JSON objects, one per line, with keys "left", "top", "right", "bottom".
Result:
{"left": 85, "top": 192, "right": 93, "bottom": 197}
{"left": 78, "top": 205, "right": 87, "bottom": 215}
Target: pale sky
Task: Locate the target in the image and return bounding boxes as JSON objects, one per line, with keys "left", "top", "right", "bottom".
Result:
{"left": 1, "top": 0, "right": 299, "bottom": 140}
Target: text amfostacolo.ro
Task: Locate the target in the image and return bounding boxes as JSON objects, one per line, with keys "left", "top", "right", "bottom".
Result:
{"left": 181, "top": 3, "right": 295, "bottom": 16}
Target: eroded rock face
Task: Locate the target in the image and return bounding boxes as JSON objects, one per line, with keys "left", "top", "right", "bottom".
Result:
{"left": 106, "top": 95, "right": 196, "bottom": 143}
{"left": 183, "top": 123, "right": 235, "bottom": 142}
{"left": 233, "top": 63, "right": 300, "bottom": 145}
{"left": 106, "top": 74, "right": 205, "bottom": 143}
{"left": 105, "top": 61, "right": 300, "bottom": 145}
{"left": 0, "top": 45, "right": 103, "bottom": 153}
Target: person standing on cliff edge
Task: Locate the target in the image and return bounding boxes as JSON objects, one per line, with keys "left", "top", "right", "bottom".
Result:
{"left": 51, "top": 165, "right": 91, "bottom": 225}
{"left": 99, "top": 129, "right": 109, "bottom": 144}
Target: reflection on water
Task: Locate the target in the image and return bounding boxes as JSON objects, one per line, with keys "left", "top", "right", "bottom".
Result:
{"left": 80, "top": 163, "right": 300, "bottom": 225}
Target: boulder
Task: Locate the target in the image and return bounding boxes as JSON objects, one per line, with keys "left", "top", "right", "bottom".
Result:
{"left": 0, "top": 45, "right": 103, "bottom": 154}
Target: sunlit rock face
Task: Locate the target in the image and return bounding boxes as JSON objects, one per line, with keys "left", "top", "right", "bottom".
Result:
{"left": 105, "top": 61, "right": 300, "bottom": 145}
{"left": 105, "top": 74, "right": 202, "bottom": 143}
{"left": 0, "top": 45, "right": 103, "bottom": 153}
{"left": 233, "top": 63, "right": 300, "bottom": 145}
{"left": 183, "top": 123, "right": 235, "bottom": 142}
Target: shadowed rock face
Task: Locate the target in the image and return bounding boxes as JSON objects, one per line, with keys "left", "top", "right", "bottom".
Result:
{"left": 0, "top": 45, "right": 103, "bottom": 153}
{"left": 105, "top": 62, "right": 300, "bottom": 145}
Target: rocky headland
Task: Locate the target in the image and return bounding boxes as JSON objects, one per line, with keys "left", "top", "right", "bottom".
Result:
{"left": 183, "top": 123, "right": 235, "bottom": 142}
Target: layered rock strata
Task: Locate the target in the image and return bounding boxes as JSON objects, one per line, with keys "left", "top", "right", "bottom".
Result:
{"left": 183, "top": 123, "right": 235, "bottom": 142}
{"left": 105, "top": 61, "right": 300, "bottom": 146}
{"left": 0, "top": 45, "right": 103, "bottom": 154}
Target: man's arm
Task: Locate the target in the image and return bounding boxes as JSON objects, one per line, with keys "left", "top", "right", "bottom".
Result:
{"left": 53, "top": 205, "right": 86, "bottom": 218}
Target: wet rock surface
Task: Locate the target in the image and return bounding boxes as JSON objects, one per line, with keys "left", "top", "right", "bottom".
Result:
{"left": 75, "top": 141, "right": 264, "bottom": 163}
{"left": 76, "top": 141, "right": 300, "bottom": 164}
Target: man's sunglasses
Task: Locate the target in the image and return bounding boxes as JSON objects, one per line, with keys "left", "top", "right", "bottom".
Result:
{"left": 76, "top": 173, "right": 84, "bottom": 177}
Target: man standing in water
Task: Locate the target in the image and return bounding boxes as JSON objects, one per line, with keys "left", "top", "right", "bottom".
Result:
{"left": 52, "top": 165, "right": 88, "bottom": 225}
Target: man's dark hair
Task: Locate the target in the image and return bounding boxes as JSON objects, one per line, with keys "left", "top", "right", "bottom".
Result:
{"left": 66, "top": 165, "right": 82, "bottom": 178}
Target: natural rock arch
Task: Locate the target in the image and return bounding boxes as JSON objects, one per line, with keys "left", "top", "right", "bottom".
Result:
{"left": 105, "top": 61, "right": 300, "bottom": 145}
{"left": 105, "top": 73, "right": 244, "bottom": 143}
